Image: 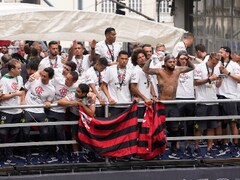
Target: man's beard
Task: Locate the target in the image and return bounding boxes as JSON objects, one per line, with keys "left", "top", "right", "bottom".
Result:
{"left": 166, "top": 65, "right": 175, "bottom": 71}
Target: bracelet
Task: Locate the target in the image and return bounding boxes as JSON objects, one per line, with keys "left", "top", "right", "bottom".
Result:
{"left": 227, "top": 72, "right": 231, "bottom": 76}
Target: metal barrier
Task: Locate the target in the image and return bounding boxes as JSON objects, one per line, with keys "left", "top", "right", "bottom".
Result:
{"left": 0, "top": 99, "right": 239, "bottom": 148}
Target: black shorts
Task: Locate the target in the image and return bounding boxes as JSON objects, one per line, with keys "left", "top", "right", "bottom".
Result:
{"left": 165, "top": 104, "right": 180, "bottom": 129}
{"left": 218, "top": 95, "right": 239, "bottom": 128}
{"left": 195, "top": 104, "right": 219, "bottom": 132}
{"left": 68, "top": 112, "right": 79, "bottom": 136}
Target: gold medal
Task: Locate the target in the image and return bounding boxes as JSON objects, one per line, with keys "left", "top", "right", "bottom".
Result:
{"left": 207, "top": 83, "right": 212, "bottom": 88}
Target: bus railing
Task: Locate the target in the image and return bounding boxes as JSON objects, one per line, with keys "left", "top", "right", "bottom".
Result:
{"left": 0, "top": 99, "right": 239, "bottom": 149}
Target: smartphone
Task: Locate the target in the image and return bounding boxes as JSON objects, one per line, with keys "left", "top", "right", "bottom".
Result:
{"left": 219, "top": 74, "right": 227, "bottom": 78}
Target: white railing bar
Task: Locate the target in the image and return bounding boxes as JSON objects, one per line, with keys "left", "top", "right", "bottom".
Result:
{"left": 166, "top": 115, "right": 240, "bottom": 121}
{"left": 0, "top": 99, "right": 240, "bottom": 110}
{"left": 0, "top": 135, "right": 239, "bottom": 148}
{"left": 0, "top": 140, "right": 77, "bottom": 148}
{"left": 0, "top": 121, "right": 78, "bottom": 128}
{"left": 160, "top": 99, "right": 240, "bottom": 104}
{"left": 168, "top": 135, "right": 240, "bottom": 141}
{"left": 0, "top": 115, "right": 239, "bottom": 128}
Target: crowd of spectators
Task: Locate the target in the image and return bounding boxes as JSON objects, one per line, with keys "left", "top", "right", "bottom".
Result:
{"left": 0, "top": 27, "right": 239, "bottom": 166}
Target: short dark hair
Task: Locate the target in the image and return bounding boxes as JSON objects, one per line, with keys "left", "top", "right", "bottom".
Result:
{"left": 105, "top": 27, "right": 115, "bottom": 35}
{"left": 1, "top": 54, "right": 12, "bottom": 64}
{"left": 48, "top": 41, "right": 58, "bottom": 47}
{"left": 177, "top": 50, "right": 188, "bottom": 59}
{"left": 65, "top": 61, "right": 77, "bottom": 71}
{"left": 26, "top": 60, "right": 39, "bottom": 71}
{"left": 78, "top": 83, "right": 89, "bottom": 94}
{"left": 195, "top": 44, "right": 206, "bottom": 52}
{"left": 131, "top": 49, "right": 147, "bottom": 66}
{"left": 142, "top": 44, "right": 152, "bottom": 49}
{"left": 43, "top": 67, "right": 55, "bottom": 79}
{"left": 182, "top": 32, "right": 194, "bottom": 40}
{"left": 118, "top": 50, "right": 129, "bottom": 57}
{"left": 69, "top": 71, "right": 79, "bottom": 82}
{"left": 7, "top": 59, "right": 20, "bottom": 71}
{"left": 98, "top": 57, "right": 108, "bottom": 66}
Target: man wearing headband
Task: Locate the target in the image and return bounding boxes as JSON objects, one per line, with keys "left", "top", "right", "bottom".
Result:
{"left": 143, "top": 53, "right": 195, "bottom": 160}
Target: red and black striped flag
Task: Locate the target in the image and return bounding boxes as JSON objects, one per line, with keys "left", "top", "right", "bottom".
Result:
{"left": 78, "top": 102, "right": 138, "bottom": 157}
{"left": 78, "top": 102, "right": 166, "bottom": 159}
{"left": 136, "top": 102, "right": 167, "bottom": 159}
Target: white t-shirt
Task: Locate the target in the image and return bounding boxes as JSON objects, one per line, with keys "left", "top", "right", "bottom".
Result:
{"left": 95, "top": 40, "right": 121, "bottom": 63}
{"left": 172, "top": 41, "right": 186, "bottom": 58}
{"left": 0, "top": 74, "right": 24, "bottom": 114}
{"left": 38, "top": 55, "right": 64, "bottom": 70}
{"left": 176, "top": 69, "right": 195, "bottom": 99}
{"left": 24, "top": 78, "right": 55, "bottom": 113}
{"left": 217, "top": 61, "right": 240, "bottom": 99}
{"left": 131, "top": 65, "right": 152, "bottom": 102}
{"left": 194, "top": 62, "right": 220, "bottom": 103}
{"left": 103, "top": 64, "right": 132, "bottom": 103}
{"left": 85, "top": 66, "right": 106, "bottom": 104}
{"left": 50, "top": 76, "right": 78, "bottom": 113}
{"left": 71, "top": 55, "right": 91, "bottom": 76}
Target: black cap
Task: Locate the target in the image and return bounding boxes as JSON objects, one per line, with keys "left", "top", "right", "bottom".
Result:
{"left": 220, "top": 46, "right": 231, "bottom": 59}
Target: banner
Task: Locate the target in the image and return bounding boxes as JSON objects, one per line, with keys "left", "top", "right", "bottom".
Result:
{"left": 78, "top": 102, "right": 167, "bottom": 159}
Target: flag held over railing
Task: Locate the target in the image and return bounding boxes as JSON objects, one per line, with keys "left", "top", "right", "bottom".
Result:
{"left": 78, "top": 102, "right": 166, "bottom": 159}
{"left": 136, "top": 103, "right": 167, "bottom": 160}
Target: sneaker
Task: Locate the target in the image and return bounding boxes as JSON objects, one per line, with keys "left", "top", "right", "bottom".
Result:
{"left": 71, "top": 152, "right": 79, "bottom": 163}
{"left": 78, "top": 153, "right": 91, "bottom": 163}
{"left": 168, "top": 149, "right": 181, "bottom": 160}
{"left": 216, "top": 143, "right": 230, "bottom": 157}
{"left": 59, "top": 153, "right": 69, "bottom": 164}
{"left": 183, "top": 146, "right": 192, "bottom": 158}
{"left": 46, "top": 155, "right": 58, "bottom": 164}
{"left": 192, "top": 148, "right": 203, "bottom": 159}
{"left": 204, "top": 149, "right": 215, "bottom": 159}
{"left": 37, "top": 153, "right": 47, "bottom": 164}
{"left": 25, "top": 154, "right": 32, "bottom": 165}
{"left": 4, "top": 156, "right": 17, "bottom": 166}
{"left": 231, "top": 146, "right": 240, "bottom": 158}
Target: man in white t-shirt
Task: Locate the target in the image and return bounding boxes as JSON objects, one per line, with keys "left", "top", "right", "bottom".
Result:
{"left": 38, "top": 41, "right": 64, "bottom": 70}
{"left": 193, "top": 52, "right": 221, "bottom": 159}
{"left": 46, "top": 71, "right": 79, "bottom": 163}
{"left": 85, "top": 57, "right": 108, "bottom": 117}
{"left": 216, "top": 46, "right": 240, "bottom": 158}
{"left": 102, "top": 50, "right": 133, "bottom": 116}
{"left": 68, "top": 41, "right": 93, "bottom": 82}
{"left": 23, "top": 67, "right": 55, "bottom": 164}
{"left": 172, "top": 32, "right": 194, "bottom": 58}
{"left": 94, "top": 27, "right": 121, "bottom": 66}
{"left": 195, "top": 43, "right": 209, "bottom": 63}
{"left": 0, "top": 59, "right": 25, "bottom": 165}
{"left": 130, "top": 48, "right": 155, "bottom": 118}
{"left": 58, "top": 83, "right": 96, "bottom": 163}
{"left": 176, "top": 50, "right": 195, "bottom": 157}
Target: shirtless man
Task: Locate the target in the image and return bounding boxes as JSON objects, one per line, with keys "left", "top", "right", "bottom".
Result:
{"left": 142, "top": 54, "right": 195, "bottom": 159}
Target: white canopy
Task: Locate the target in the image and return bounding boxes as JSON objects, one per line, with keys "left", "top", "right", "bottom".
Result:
{"left": 0, "top": 3, "right": 185, "bottom": 51}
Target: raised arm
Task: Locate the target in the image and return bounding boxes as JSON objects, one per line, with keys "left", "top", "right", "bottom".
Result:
{"left": 142, "top": 59, "right": 160, "bottom": 75}
{"left": 179, "top": 59, "right": 195, "bottom": 73}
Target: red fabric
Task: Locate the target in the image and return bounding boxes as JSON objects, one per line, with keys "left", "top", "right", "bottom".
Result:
{"left": 78, "top": 102, "right": 138, "bottom": 157}
{"left": 136, "top": 103, "right": 167, "bottom": 159}
{"left": 78, "top": 102, "right": 166, "bottom": 159}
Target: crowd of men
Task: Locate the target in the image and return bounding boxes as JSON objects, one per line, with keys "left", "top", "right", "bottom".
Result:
{"left": 0, "top": 27, "right": 239, "bottom": 166}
